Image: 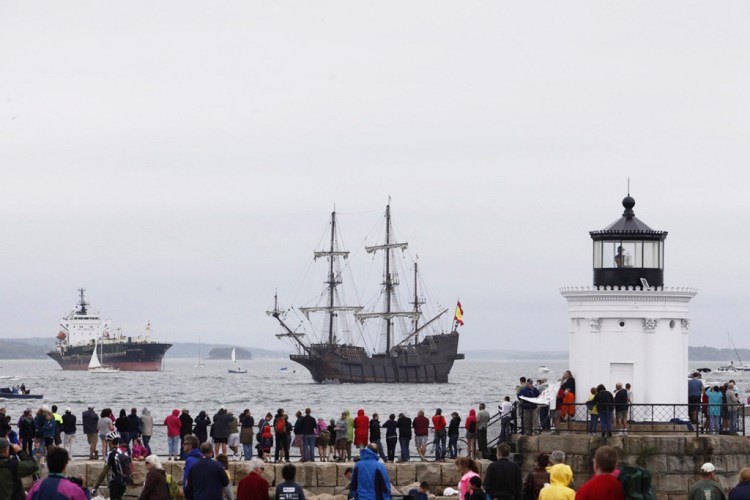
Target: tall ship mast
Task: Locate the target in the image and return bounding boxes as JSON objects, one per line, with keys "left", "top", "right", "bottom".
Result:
{"left": 268, "top": 204, "right": 464, "bottom": 383}
{"left": 47, "top": 289, "right": 172, "bottom": 371}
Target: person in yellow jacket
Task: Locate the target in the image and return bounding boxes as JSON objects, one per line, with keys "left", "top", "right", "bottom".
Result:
{"left": 538, "top": 463, "right": 575, "bottom": 500}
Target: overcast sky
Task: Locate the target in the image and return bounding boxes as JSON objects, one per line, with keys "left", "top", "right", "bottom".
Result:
{"left": 2, "top": 2, "right": 749, "bottom": 352}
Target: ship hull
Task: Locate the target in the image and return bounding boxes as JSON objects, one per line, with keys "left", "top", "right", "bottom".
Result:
{"left": 290, "top": 333, "right": 464, "bottom": 383}
{"left": 47, "top": 342, "right": 172, "bottom": 371}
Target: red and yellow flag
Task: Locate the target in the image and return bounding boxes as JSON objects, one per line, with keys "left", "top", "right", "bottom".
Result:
{"left": 454, "top": 301, "right": 464, "bottom": 326}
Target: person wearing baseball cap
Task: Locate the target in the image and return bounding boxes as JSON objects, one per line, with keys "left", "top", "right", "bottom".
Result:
{"left": 688, "top": 462, "right": 726, "bottom": 500}
{"left": 0, "top": 436, "right": 39, "bottom": 498}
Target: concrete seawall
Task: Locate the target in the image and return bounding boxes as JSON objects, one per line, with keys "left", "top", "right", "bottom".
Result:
{"left": 22, "top": 434, "right": 750, "bottom": 499}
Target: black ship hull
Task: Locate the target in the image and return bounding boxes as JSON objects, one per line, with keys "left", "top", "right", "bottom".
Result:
{"left": 47, "top": 341, "right": 172, "bottom": 371}
{"left": 290, "top": 333, "right": 464, "bottom": 383}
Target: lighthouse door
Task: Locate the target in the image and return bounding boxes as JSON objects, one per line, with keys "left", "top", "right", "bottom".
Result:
{"left": 609, "top": 363, "right": 634, "bottom": 395}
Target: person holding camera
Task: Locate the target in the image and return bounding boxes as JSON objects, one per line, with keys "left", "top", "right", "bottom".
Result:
{"left": 0, "top": 436, "right": 39, "bottom": 500}
{"left": 26, "top": 446, "right": 87, "bottom": 499}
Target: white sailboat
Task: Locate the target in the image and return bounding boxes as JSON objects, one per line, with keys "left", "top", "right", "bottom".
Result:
{"left": 88, "top": 339, "right": 119, "bottom": 373}
{"left": 228, "top": 348, "right": 247, "bottom": 374}
{"left": 195, "top": 338, "right": 205, "bottom": 368}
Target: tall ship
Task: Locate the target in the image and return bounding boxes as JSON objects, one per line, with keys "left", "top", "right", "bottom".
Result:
{"left": 48, "top": 290, "right": 172, "bottom": 371}
{"left": 268, "top": 203, "right": 464, "bottom": 383}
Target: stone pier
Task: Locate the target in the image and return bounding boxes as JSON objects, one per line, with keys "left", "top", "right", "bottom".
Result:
{"left": 21, "top": 434, "right": 750, "bottom": 499}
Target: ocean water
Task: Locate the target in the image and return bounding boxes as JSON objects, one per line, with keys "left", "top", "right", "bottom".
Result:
{"left": 1, "top": 358, "right": 746, "bottom": 423}
{"left": 0, "top": 358, "right": 571, "bottom": 421}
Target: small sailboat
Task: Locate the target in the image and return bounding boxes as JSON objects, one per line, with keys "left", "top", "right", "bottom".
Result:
{"left": 195, "top": 338, "right": 206, "bottom": 368}
{"left": 228, "top": 348, "right": 247, "bottom": 374}
{"left": 88, "top": 339, "right": 119, "bottom": 373}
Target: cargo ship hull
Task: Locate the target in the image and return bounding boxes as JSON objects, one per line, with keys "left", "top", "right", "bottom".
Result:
{"left": 47, "top": 342, "right": 171, "bottom": 371}
{"left": 291, "top": 333, "right": 464, "bottom": 383}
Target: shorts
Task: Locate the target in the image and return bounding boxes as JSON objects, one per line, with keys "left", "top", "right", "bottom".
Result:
{"left": 415, "top": 435, "right": 428, "bottom": 447}
{"left": 616, "top": 410, "right": 628, "bottom": 420}
{"left": 465, "top": 432, "right": 475, "bottom": 439}
{"left": 336, "top": 438, "right": 347, "bottom": 451}
{"left": 214, "top": 438, "right": 228, "bottom": 444}
{"left": 228, "top": 433, "right": 240, "bottom": 447}
{"left": 87, "top": 433, "right": 98, "bottom": 446}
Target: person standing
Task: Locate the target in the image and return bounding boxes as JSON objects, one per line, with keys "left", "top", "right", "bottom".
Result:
{"left": 273, "top": 409, "right": 290, "bottom": 463}
{"left": 353, "top": 409, "right": 370, "bottom": 453}
{"left": 18, "top": 409, "right": 35, "bottom": 456}
{"left": 688, "top": 373, "right": 704, "bottom": 424}
{"left": 476, "top": 404, "right": 490, "bottom": 458}
{"left": 0, "top": 437, "right": 39, "bottom": 500}
{"left": 483, "top": 443, "right": 522, "bottom": 500}
{"left": 276, "top": 463, "right": 306, "bottom": 500}
{"left": 115, "top": 409, "right": 130, "bottom": 451}
{"left": 212, "top": 406, "right": 232, "bottom": 458}
{"left": 518, "top": 380, "right": 540, "bottom": 436}
{"left": 237, "top": 458, "right": 269, "bottom": 500}
{"left": 141, "top": 408, "right": 154, "bottom": 455}
{"left": 726, "top": 382, "right": 740, "bottom": 434}
{"left": 164, "top": 409, "right": 181, "bottom": 460}
{"left": 334, "top": 412, "right": 349, "bottom": 462}
{"left": 369, "top": 413, "right": 387, "bottom": 462}
{"left": 464, "top": 409, "right": 477, "bottom": 459}
{"left": 613, "top": 383, "right": 629, "bottom": 436}
{"left": 193, "top": 410, "right": 211, "bottom": 445}
{"left": 61, "top": 408, "right": 77, "bottom": 455}
{"left": 93, "top": 431, "right": 133, "bottom": 500}
{"left": 184, "top": 443, "right": 229, "bottom": 500}
{"left": 431, "top": 409, "right": 447, "bottom": 462}
{"left": 300, "top": 408, "right": 317, "bottom": 462}
{"left": 240, "top": 409, "right": 256, "bottom": 461}
{"left": 499, "top": 397, "right": 514, "bottom": 444}
{"left": 82, "top": 404, "right": 99, "bottom": 459}
{"left": 447, "top": 412, "right": 461, "bottom": 460}
{"left": 228, "top": 410, "right": 241, "bottom": 461}
{"left": 183, "top": 435, "right": 202, "bottom": 491}
{"left": 688, "top": 462, "right": 727, "bottom": 500}
{"left": 592, "top": 385, "right": 614, "bottom": 438}
{"left": 179, "top": 409, "right": 193, "bottom": 460}
{"left": 413, "top": 410, "right": 429, "bottom": 462}
{"left": 382, "top": 414, "right": 398, "bottom": 463}
{"left": 396, "top": 413, "right": 412, "bottom": 462}
{"left": 350, "top": 443, "right": 391, "bottom": 500}
{"left": 26, "top": 447, "right": 87, "bottom": 500}
{"left": 574, "top": 446, "right": 624, "bottom": 500}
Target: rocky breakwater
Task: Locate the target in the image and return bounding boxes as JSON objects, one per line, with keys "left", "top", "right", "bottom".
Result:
{"left": 22, "top": 458, "right": 494, "bottom": 498}
{"left": 514, "top": 433, "right": 750, "bottom": 499}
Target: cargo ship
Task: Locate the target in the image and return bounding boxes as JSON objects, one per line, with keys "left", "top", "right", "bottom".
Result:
{"left": 47, "top": 290, "right": 172, "bottom": 371}
{"left": 268, "top": 203, "right": 464, "bottom": 383}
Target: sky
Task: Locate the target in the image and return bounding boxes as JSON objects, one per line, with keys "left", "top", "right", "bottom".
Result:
{"left": 1, "top": 2, "right": 750, "bottom": 352}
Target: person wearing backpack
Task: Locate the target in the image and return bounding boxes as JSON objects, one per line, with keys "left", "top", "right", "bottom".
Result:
{"left": 618, "top": 465, "right": 655, "bottom": 500}
{"left": 139, "top": 454, "right": 171, "bottom": 500}
{"left": 0, "top": 437, "right": 39, "bottom": 500}
{"left": 93, "top": 431, "right": 133, "bottom": 500}
{"left": 274, "top": 412, "right": 290, "bottom": 463}
{"left": 26, "top": 447, "right": 87, "bottom": 500}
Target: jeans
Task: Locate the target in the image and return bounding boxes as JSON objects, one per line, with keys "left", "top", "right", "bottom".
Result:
{"left": 399, "top": 437, "right": 411, "bottom": 461}
{"left": 729, "top": 407, "right": 738, "bottom": 433}
{"left": 589, "top": 414, "right": 599, "bottom": 434}
{"left": 243, "top": 443, "right": 254, "bottom": 460}
{"left": 434, "top": 431, "right": 447, "bottom": 460}
{"left": 499, "top": 416, "right": 512, "bottom": 443}
{"left": 539, "top": 406, "right": 550, "bottom": 431}
{"left": 303, "top": 435, "right": 316, "bottom": 461}
{"left": 386, "top": 436, "right": 397, "bottom": 462}
{"left": 167, "top": 436, "right": 180, "bottom": 456}
{"left": 373, "top": 439, "right": 387, "bottom": 461}
{"left": 710, "top": 415, "right": 720, "bottom": 434}
{"left": 448, "top": 435, "right": 458, "bottom": 459}
{"left": 600, "top": 410, "right": 612, "bottom": 435}
{"left": 142, "top": 435, "right": 152, "bottom": 455}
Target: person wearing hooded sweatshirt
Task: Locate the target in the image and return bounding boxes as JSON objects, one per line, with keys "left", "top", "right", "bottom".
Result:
{"left": 193, "top": 410, "right": 211, "bottom": 444}
{"left": 538, "top": 464, "right": 574, "bottom": 500}
{"left": 164, "top": 409, "right": 182, "bottom": 460}
{"left": 345, "top": 410, "right": 355, "bottom": 461}
{"left": 464, "top": 409, "right": 477, "bottom": 460}
{"left": 354, "top": 409, "right": 369, "bottom": 450}
{"left": 182, "top": 435, "right": 202, "bottom": 491}
{"left": 350, "top": 443, "right": 392, "bottom": 500}
{"left": 212, "top": 406, "right": 232, "bottom": 457}
{"left": 141, "top": 408, "right": 154, "bottom": 455}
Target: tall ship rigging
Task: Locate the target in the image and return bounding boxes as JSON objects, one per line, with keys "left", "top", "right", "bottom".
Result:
{"left": 268, "top": 203, "right": 464, "bottom": 383}
{"left": 48, "top": 289, "right": 172, "bottom": 371}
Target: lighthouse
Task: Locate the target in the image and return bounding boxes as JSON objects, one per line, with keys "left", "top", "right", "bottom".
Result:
{"left": 560, "top": 194, "right": 697, "bottom": 405}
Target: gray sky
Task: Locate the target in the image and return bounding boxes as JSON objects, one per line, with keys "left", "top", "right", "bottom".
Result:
{"left": 2, "top": 2, "right": 749, "bottom": 352}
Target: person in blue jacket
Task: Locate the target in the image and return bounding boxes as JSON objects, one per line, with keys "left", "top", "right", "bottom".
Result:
{"left": 350, "top": 443, "right": 391, "bottom": 500}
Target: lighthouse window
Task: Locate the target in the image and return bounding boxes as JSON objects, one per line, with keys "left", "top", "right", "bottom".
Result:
{"left": 643, "top": 241, "right": 662, "bottom": 269}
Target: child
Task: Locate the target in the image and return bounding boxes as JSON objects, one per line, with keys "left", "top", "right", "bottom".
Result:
{"left": 131, "top": 437, "right": 148, "bottom": 461}
{"left": 466, "top": 475, "right": 485, "bottom": 500}
{"left": 216, "top": 454, "right": 234, "bottom": 499}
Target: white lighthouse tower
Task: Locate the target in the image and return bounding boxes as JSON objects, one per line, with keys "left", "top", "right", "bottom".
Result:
{"left": 560, "top": 194, "right": 697, "bottom": 405}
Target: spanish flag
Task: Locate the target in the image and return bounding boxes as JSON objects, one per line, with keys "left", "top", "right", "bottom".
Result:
{"left": 454, "top": 301, "right": 464, "bottom": 326}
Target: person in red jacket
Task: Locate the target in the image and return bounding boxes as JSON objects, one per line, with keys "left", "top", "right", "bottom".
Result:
{"left": 413, "top": 410, "right": 430, "bottom": 462}
{"left": 163, "top": 409, "right": 182, "bottom": 460}
{"left": 353, "top": 409, "right": 369, "bottom": 451}
{"left": 575, "top": 446, "right": 624, "bottom": 500}
{"left": 431, "top": 409, "right": 447, "bottom": 462}
{"left": 237, "top": 458, "right": 269, "bottom": 500}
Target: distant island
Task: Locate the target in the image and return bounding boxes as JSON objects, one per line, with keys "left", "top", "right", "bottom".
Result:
{"left": 0, "top": 338, "right": 747, "bottom": 362}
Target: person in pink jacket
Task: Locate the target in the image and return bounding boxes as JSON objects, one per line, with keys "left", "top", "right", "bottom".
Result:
{"left": 456, "top": 456, "right": 480, "bottom": 500}
{"left": 164, "top": 409, "right": 181, "bottom": 460}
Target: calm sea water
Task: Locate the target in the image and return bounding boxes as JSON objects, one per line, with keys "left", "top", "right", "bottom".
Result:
{"left": 1, "top": 358, "right": 746, "bottom": 422}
